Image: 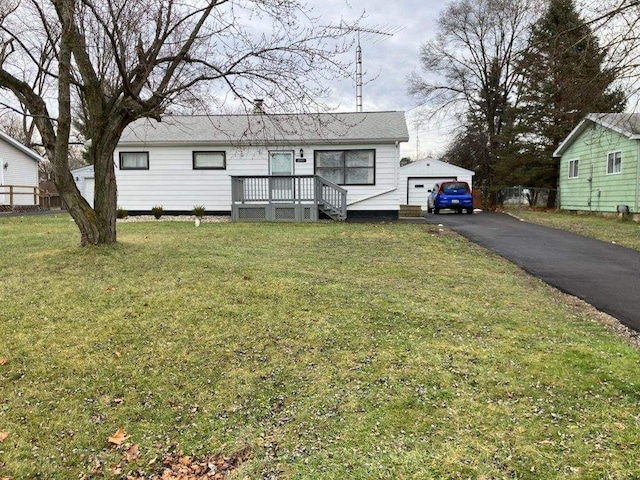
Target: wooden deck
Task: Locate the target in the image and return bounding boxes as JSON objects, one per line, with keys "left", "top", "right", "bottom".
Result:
{"left": 231, "top": 175, "right": 347, "bottom": 222}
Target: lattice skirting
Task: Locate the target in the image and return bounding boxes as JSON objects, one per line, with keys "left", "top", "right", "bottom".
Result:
{"left": 232, "top": 204, "right": 318, "bottom": 222}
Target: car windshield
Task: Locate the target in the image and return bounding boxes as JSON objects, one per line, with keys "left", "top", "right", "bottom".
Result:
{"left": 441, "top": 182, "right": 469, "bottom": 194}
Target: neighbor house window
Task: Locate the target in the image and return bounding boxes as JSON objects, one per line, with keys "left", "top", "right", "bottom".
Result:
{"left": 568, "top": 159, "right": 579, "bottom": 178}
{"left": 119, "top": 151, "right": 149, "bottom": 170}
{"left": 607, "top": 151, "right": 622, "bottom": 174}
{"left": 193, "top": 151, "right": 226, "bottom": 170}
{"left": 315, "top": 149, "right": 375, "bottom": 185}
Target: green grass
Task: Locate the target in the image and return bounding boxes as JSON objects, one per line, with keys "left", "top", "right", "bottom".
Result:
{"left": 2, "top": 215, "right": 640, "bottom": 479}
{"left": 509, "top": 209, "right": 640, "bottom": 251}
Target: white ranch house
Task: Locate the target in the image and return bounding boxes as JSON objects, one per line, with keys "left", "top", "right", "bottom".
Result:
{"left": 77, "top": 111, "right": 413, "bottom": 220}
{"left": 0, "top": 130, "right": 42, "bottom": 208}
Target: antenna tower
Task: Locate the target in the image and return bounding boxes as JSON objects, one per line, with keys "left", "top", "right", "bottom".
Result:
{"left": 329, "top": 22, "right": 403, "bottom": 112}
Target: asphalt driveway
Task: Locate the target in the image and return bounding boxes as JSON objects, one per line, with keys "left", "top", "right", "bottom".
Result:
{"left": 423, "top": 211, "right": 640, "bottom": 332}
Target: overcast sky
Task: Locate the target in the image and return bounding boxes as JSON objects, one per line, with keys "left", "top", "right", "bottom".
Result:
{"left": 314, "top": 0, "right": 454, "bottom": 159}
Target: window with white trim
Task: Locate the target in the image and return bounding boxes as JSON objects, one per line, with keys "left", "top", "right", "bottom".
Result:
{"left": 119, "top": 151, "right": 149, "bottom": 170}
{"left": 193, "top": 151, "right": 226, "bottom": 170}
{"left": 315, "top": 149, "right": 375, "bottom": 185}
{"left": 568, "top": 159, "right": 579, "bottom": 178}
{"left": 607, "top": 151, "right": 622, "bottom": 174}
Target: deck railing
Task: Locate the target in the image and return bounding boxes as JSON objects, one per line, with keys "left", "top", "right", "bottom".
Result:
{"left": 231, "top": 175, "right": 347, "bottom": 221}
{"left": 316, "top": 176, "right": 347, "bottom": 219}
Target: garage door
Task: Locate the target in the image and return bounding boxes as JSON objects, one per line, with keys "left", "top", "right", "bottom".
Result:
{"left": 408, "top": 177, "right": 455, "bottom": 207}
{"left": 84, "top": 177, "right": 95, "bottom": 207}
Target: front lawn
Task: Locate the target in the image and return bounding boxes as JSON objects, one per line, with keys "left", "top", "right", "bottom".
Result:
{"left": 1, "top": 215, "right": 640, "bottom": 479}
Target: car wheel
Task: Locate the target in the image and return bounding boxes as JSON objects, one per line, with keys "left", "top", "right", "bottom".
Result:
{"left": 466, "top": 207, "right": 473, "bottom": 214}
{"left": 433, "top": 207, "right": 439, "bottom": 215}
{"left": 427, "top": 206, "right": 433, "bottom": 213}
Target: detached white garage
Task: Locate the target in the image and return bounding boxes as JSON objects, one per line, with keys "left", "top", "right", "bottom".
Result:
{"left": 399, "top": 158, "right": 474, "bottom": 209}
{"left": 71, "top": 165, "right": 95, "bottom": 207}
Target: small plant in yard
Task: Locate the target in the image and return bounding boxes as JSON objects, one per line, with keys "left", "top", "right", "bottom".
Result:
{"left": 151, "top": 205, "right": 164, "bottom": 219}
{"left": 192, "top": 205, "right": 206, "bottom": 217}
{"left": 192, "top": 205, "right": 206, "bottom": 226}
{"left": 116, "top": 206, "right": 128, "bottom": 219}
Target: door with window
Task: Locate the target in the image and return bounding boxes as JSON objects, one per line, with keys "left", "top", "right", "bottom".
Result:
{"left": 269, "top": 151, "right": 294, "bottom": 201}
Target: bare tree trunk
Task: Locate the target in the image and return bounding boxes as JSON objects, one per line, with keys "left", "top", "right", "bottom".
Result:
{"left": 92, "top": 142, "right": 118, "bottom": 244}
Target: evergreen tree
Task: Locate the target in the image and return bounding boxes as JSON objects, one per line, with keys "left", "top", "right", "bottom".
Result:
{"left": 508, "top": 0, "right": 626, "bottom": 193}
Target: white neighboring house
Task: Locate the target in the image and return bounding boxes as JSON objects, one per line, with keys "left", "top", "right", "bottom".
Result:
{"left": 0, "top": 130, "right": 42, "bottom": 207}
{"left": 398, "top": 158, "right": 474, "bottom": 209}
{"left": 71, "top": 165, "right": 95, "bottom": 207}
{"left": 110, "top": 111, "right": 410, "bottom": 219}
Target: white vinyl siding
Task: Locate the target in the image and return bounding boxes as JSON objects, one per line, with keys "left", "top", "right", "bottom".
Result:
{"left": 114, "top": 143, "right": 402, "bottom": 212}
{"left": 568, "top": 159, "right": 579, "bottom": 178}
{"left": 607, "top": 151, "right": 622, "bottom": 174}
{"left": 0, "top": 138, "right": 40, "bottom": 206}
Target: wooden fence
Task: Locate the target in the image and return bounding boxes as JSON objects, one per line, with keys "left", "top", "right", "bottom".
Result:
{"left": 0, "top": 185, "right": 63, "bottom": 210}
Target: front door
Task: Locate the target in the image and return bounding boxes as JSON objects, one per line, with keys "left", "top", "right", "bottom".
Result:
{"left": 269, "top": 151, "right": 294, "bottom": 201}
{"left": 269, "top": 151, "right": 294, "bottom": 175}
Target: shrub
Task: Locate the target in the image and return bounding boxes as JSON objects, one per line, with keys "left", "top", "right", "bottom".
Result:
{"left": 192, "top": 205, "right": 206, "bottom": 217}
{"left": 151, "top": 205, "right": 164, "bottom": 219}
{"left": 116, "top": 207, "right": 128, "bottom": 219}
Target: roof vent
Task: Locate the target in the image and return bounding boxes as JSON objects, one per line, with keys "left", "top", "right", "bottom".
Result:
{"left": 253, "top": 99, "right": 265, "bottom": 114}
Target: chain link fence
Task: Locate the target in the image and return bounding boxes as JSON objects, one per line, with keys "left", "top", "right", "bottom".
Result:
{"left": 498, "top": 187, "right": 558, "bottom": 209}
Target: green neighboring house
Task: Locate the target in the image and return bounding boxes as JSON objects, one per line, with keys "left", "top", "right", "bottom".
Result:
{"left": 554, "top": 113, "right": 640, "bottom": 214}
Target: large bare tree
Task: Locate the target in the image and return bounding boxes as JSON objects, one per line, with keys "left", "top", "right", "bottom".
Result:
{"left": 0, "top": 0, "right": 352, "bottom": 245}
{"left": 408, "top": 0, "right": 535, "bottom": 191}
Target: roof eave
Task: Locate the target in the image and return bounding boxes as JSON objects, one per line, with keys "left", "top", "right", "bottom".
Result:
{"left": 553, "top": 118, "right": 591, "bottom": 157}
{"left": 118, "top": 137, "right": 409, "bottom": 147}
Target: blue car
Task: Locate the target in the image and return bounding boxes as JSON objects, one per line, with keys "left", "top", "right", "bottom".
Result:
{"left": 427, "top": 181, "right": 473, "bottom": 214}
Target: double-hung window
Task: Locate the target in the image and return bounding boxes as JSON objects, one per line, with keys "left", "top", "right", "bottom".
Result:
{"left": 315, "top": 149, "right": 375, "bottom": 185}
{"left": 607, "top": 151, "right": 622, "bottom": 174}
{"left": 119, "top": 151, "right": 149, "bottom": 170}
{"left": 568, "top": 159, "right": 579, "bottom": 178}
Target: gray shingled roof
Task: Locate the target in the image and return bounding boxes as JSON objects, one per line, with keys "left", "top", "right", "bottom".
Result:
{"left": 119, "top": 111, "right": 409, "bottom": 146}
{"left": 587, "top": 113, "right": 640, "bottom": 137}
{"left": 554, "top": 113, "right": 640, "bottom": 157}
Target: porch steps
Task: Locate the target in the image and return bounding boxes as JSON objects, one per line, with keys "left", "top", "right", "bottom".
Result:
{"left": 319, "top": 202, "right": 347, "bottom": 221}
{"left": 399, "top": 205, "right": 424, "bottom": 217}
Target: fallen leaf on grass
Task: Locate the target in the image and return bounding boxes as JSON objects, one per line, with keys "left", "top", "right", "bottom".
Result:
{"left": 125, "top": 446, "right": 252, "bottom": 479}
{"left": 0, "top": 432, "right": 8, "bottom": 442}
{"left": 0, "top": 358, "right": 7, "bottom": 365}
{"left": 108, "top": 427, "right": 128, "bottom": 446}
{"left": 114, "top": 351, "right": 122, "bottom": 358}
{"left": 124, "top": 444, "right": 140, "bottom": 462}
